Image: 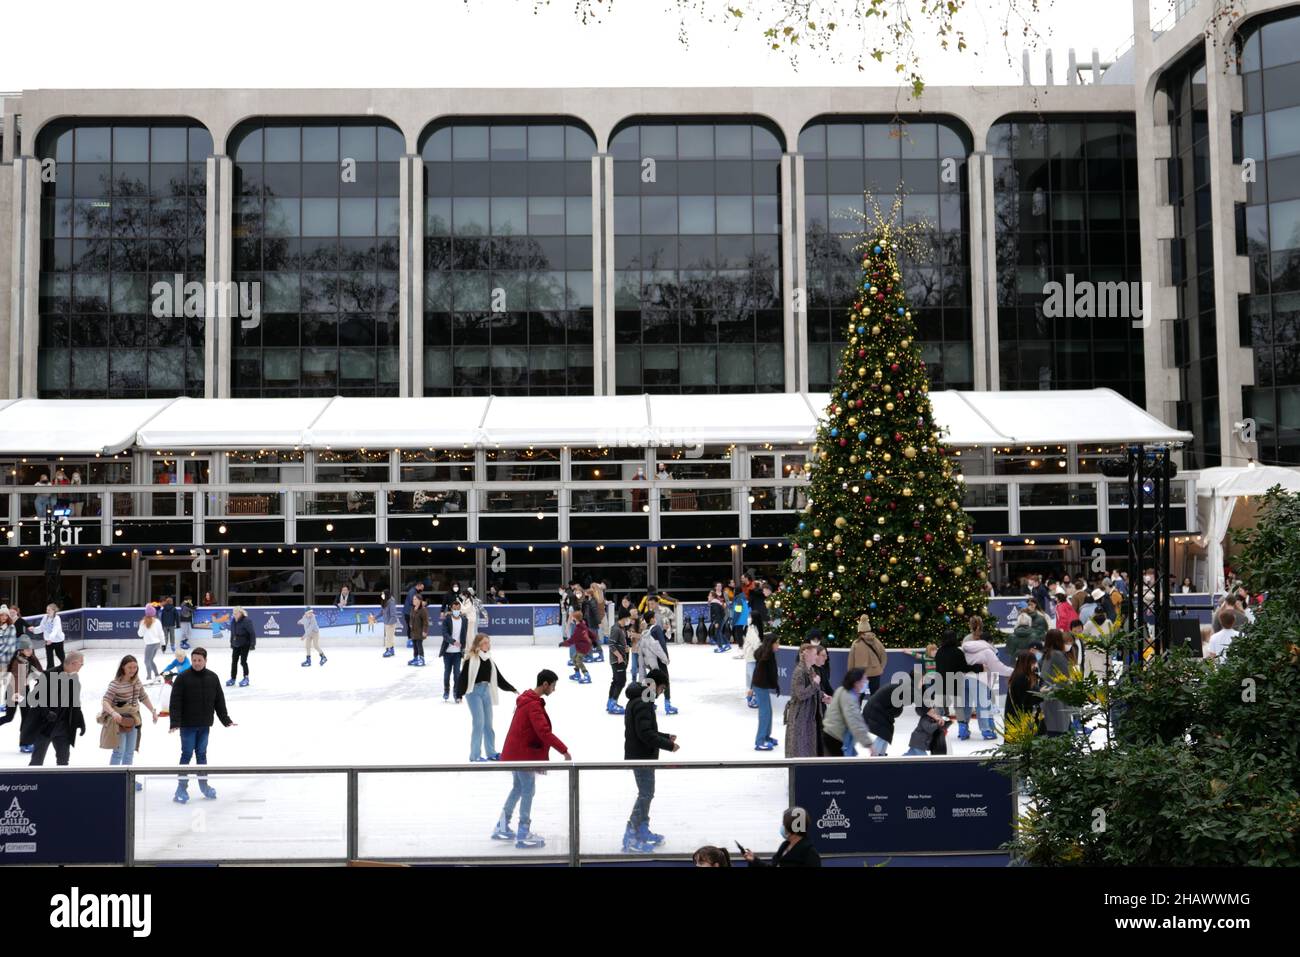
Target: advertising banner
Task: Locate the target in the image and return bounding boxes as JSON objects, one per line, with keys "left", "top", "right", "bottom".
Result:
{"left": 793, "top": 760, "right": 1014, "bottom": 855}
{"left": 0, "top": 773, "right": 127, "bottom": 865}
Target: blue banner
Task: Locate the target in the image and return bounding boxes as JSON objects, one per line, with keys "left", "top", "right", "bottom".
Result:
{"left": 0, "top": 772, "right": 127, "bottom": 865}
{"left": 793, "top": 760, "right": 1014, "bottom": 855}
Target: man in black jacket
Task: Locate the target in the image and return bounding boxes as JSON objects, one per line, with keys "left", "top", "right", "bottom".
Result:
{"left": 622, "top": 669, "right": 678, "bottom": 853}
{"left": 170, "top": 647, "right": 235, "bottom": 804}
{"left": 227, "top": 606, "right": 256, "bottom": 687}
{"left": 159, "top": 596, "right": 179, "bottom": 652}
{"left": 22, "top": 651, "right": 86, "bottom": 766}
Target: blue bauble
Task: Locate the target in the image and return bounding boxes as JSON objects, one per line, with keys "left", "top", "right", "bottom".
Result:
{"left": 944, "top": 615, "right": 951, "bottom": 623}
{"left": 858, "top": 431, "right": 867, "bottom": 441}
{"left": 841, "top": 391, "right": 849, "bottom": 399}
{"left": 869, "top": 602, "right": 878, "bottom": 610}
{"left": 897, "top": 307, "right": 905, "bottom": 316}
{"left": 873, "top": 245, "right": 882, "bottom": 254}
{"left": 856, "top": 325, "right": 864, "bottom": 334}
{"left": 798, "top": 522, "right": 807, "bottom": 531}
{"left": 830, "top": 428, "right": 839, "bottom": 438}
{"left": 863, "top": 471, "right": 873, "bottom": 480}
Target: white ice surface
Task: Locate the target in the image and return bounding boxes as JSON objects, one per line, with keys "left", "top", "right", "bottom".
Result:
{"left": 0, "top": 642, "right": 1005, "bottom": 862}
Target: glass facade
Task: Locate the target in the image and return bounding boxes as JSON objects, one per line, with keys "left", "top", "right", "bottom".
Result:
{"left": 37, "top": 121, "right": 212, "bottom": 397}
{"left": 421, "top": 120, "right": 596, "bottom": 395}
{"left": 1239, "top": 11, "right": 1300, "bottom": 464}
{"left": 799, "top": 117, "right": 973, "bottom": 392}
{"left": 1164, "top": 48, "right": 1221, "bottom": 469}
{"left": 231, "top": 120, "right": 403, "bottom": 396}
{"left": 611, "top": 119, "right": 784, "bottom": 393}
{"left": 990, "top": 115, "right": 1145, "bottom": 403}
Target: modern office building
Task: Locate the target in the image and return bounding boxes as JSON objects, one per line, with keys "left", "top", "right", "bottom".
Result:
{"left": 0, "top": 0, "right": 1294, "bottom": 608}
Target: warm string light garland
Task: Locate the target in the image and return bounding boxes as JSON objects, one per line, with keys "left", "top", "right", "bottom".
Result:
{"left": 772, "top": 210, "right": 993, "bottom": 648}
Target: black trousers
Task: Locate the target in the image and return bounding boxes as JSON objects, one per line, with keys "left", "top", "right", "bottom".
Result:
{"left": 752, "top": 614, "right": 767, "bottom": 641}
{"left": 30, "top": 728, "right": 71, "bottom": 766}
{"left": 609, "top": 662, "right": 628, "bottom": 701}
{"left": 412, "top": 638, "right": 425, "bottom": 658}
{"left": 821, "top": 731, "right": 844, "bottom": 757}
{"left": 230, "top": 645, "right": 251, "bottom": 679}
{"left": 45, "top": 642, "right": 66, "bottom": 671}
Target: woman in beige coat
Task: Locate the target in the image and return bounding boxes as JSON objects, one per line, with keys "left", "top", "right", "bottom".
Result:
{"left": 846, "top": 614, "right": 888, "bottom": 695}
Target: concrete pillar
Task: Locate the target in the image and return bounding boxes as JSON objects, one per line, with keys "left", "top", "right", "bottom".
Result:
{"left": 590, "top": 154, "right": 608, "bottom": 395}
{"left": 9, "top": 156, "right": 40, "bottom": 397}
{"left": 1203, "top": 34, "right": 1255, "bottom": 463}
{"left": 792, "top": 153, "right": 809, "bottom": 393}
{"left": 601, "top": 154, "right": 615, "bottom": 394}
{"left": 780, "top": 153, "right": 797, "bottom": 391}
{"left": 400, "top": 154, "right": 423, "bottom": 396}
{"left": 967, "top": 139, "right": 995, "bottom": 391}
{"left": 205, "top": 155, "right": 233, "bottom": 398}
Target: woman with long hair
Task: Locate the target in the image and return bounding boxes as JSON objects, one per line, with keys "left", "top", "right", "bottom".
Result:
{"left": 783, "top": 643, "right": 820, "bottom": 757}
{"left": 707, "top": 583, "right": 730, "bottom": 652}
{"left": 454, "top": 634, "right": 518, "bottom": 762}
{"left": 100, "top": 654, "right": 158, "bottom": 786}
{"left": 750, "top": 633, "right": 781, "bottom": 751}
{"left": 1038, "top": 629, "right": 1076, "bottom": 736}
{"left": 1005, "top": 650, "right": 1041, "bottom": 728}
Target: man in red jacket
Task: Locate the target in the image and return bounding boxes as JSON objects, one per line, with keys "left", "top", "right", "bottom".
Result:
{"left": 493, "top": 669, "right": 571, "bottom": 850}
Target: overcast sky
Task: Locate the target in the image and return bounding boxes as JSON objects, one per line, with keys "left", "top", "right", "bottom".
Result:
{"left": 2, "top": 0, "right": 1155, "bottom": 91}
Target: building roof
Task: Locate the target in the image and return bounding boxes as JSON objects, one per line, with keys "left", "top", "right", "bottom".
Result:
{"left": 0, "top": 389, "right": 1192, "bottom": 454}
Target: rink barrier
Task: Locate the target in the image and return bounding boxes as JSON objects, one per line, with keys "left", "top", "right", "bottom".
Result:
{"left": 0, "top": 757, "right": 1016, "bottom": 867}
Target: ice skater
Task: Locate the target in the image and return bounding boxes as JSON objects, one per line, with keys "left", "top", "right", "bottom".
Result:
{"left": 158, "top": 648, "right": 191, "bottom": 717}
{"left": 492, "top": 669, "right": 572, "bottom": 850}
{"left": 380, "top": 588, "right": 398, "bottom": 648}
{"left": 30, "top": 603, "right": 66, "bottom": 671}
{"left": 643, "top": 610, "right": 677, "bottom": 715}
{"left": 407, "top": 593, "right": 428, "bottom": 667}
{"left": 298, "top": 607, "right": 326, "bottom": 666}
{"left": 606, "top": 609, "right": 631, "bottom": 715}
{"left": 226, "top": 606, "right": 255, "bottom": 688}
{"left": 559, "top": 609, "right": 594, "bottom": 684}
{"left": 621, "top": 667, "right": 678, "bottom": 853}
{"left": 455, "top": 634, "right": 518, "bottom": 761}
{"left": 439, "top": 600, "right": 469, "bottom": 701}
{"left": 98, "top": 655, "right": 158, "bottom": 785}
{"left": 169, "top": 647, "right": 235, "bottom": 803}
{"left": 750, "top": 633, "right": 780, "bottom": 750}
{"left": 178, "top": 596, "right": 195, "bottom": 649}
{"left": 138, "top": 606, "right": 164, "bottom": 681}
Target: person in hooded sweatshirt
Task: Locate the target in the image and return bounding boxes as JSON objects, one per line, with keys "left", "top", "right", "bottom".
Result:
{"left": 621, "top": 667, "right": 679, "bottom": 853}
{"left": 960, "top": 616, "right": 1013, "bottom": 741}
{"left": 492, "top": 669, "right": 571, "bottom": 850}
{"left": 862, "top": 673, "right": 909, "bottom": 755}
{"left": 934, "top": 628, "right": 983, "bottom": 740}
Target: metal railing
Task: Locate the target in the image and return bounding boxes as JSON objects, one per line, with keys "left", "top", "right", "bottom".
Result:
{"left": 93, "top": 756, "right": 1013, "bottom": 866}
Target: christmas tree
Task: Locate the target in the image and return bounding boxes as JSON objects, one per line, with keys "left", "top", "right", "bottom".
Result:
{"left": 776, "top": 210, "right": 991, "bottom": 649}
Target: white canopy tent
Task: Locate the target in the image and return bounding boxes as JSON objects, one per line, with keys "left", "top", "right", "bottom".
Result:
{"left": 0, "top": 389, "right": 1192, "bottom": 453}
{"left": 1196, "top": 464, "right": 1300, "bottom": 594}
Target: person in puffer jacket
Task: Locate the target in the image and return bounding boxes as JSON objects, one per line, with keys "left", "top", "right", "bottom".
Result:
{"left": 560, "top": 610, "right": 595, "bottom": 683}
{"left": 961, "top": 616, "right": 1013, "bottom": 741}
{"left": 934, "top": 628, "right": 983, "bottom": 741}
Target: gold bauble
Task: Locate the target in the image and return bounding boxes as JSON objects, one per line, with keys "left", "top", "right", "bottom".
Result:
{"left": 801, "top": 589, "right": 811, "bottom": 599}
{"left": 837, "top": 466, "right": 844, "bottom": 475}
{"left": 837, "top": 564, "right": 846, "bottom": 574}
{"left": 812, "top": 528, "right": 822, "bottom": 538}
{"left": 873, "top": 437, "right": 883, "bottom": 446}
{"left": 809, "top": 562, "right": 819, "bottom": 572}
{"left": 903, "top": 446, "right": 917, "bottom": 459}
{"left": 834, "top": 516, "right": 847, "bottom": 528}
{"left": 924, "top": 576, "right": 932, "bottom": 586}
{"left": 913, "top": 612, "right": 922, "bottom": 622}
{"left": 886, "top": 352, "right": 896, "bottom": 360}
{"left": 833, "top": 534, "right": 842, "bottom": 544}
{"left": 885, "top": 402, "right": 895, "bottom": 411}
{"left": 833, "top": 609, "right": 841, "bottom": 617}
{"left": 889, "top": 556, "right": 898, "bottom": 565}
{"left": 957, "top": 530, "right": 966, "bottom": 540}
{"left": 879, "top": 574, "right": 890, "bottom": 584}
{"left": 864, "top": 539, "right": 873, "bottom": 548}
{"left": 882, "top": 453, "right": 892, "bottom": 462}
{"left": 858, "top": 366, "right": 867, "bottom": 377}
{"left": 832, "top": 591, "right": 842, "bottom": 602}
{"left": 896, "top": 534, "right": 905, "bottom": 543}
{"left": 848, "top": 417, "right": 858, "bottom": 428}
{"left": 902, "top": 487, "right": 913, "bottom": 497}
{"left": 849, "top": 455, "right": 859, "bottom": 464}
{"left": 819, "top": 452, "right": 829, "bottom": 461}
{"left": 957, "top": 605, "right": 965, "bottom": 615}
{"left": 877, "top": 516, "right": 886, "bottom": 525}
{"left": 871, "top": 325, "right": 880, "bottom": 334}
{"left": 953, "top": 566, "right": 964, "bottom": 577}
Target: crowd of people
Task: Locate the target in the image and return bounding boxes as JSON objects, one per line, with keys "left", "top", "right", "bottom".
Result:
{"left": 0, "top": 564, "right": 1261, "bottom": 860}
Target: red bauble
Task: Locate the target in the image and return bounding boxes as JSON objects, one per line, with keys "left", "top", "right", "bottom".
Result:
{"left": 893, "top": 432, "right": 903, "bottom": 442}
{"left": 888, "top": 502, "right": 897, "bottom": 511}
{"left": 864, "top": 495, "right": 873, "bottom": 504}
{"left": 924, "top": 533, "right": 933, "bottom": 543}
{"left": 838, "top": 438, "right": 847, "bottom": 447}
{"left": 857, "top": 349, "right": 866, "bottom": 359}
{"left": 890, "top": 363, "right": 899, "bottom": 372}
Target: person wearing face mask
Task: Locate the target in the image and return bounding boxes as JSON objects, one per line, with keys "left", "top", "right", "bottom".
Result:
{"left": 442, "top": 581, "right": 462, "bottom": 613}
{"left": 741, "top": 807, "right": 821, "bottom": 867}
{"left": 440, "top": 600, "right": 470, "bottom": 703}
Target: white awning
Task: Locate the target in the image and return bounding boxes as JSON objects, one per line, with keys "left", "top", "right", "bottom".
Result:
{"left": 307, "top": 396, "right": 492, "bottom": 448}
{"left": 135, "top": 397, "right": 334, "bottom": 450}
{"left": 0, "top": 398, "right": 174, "bottom": 454}
{"left": 951, "top": 389, "right": 1192, "bottom": 445}
{"left": 1193, "top": 464, "right": 1300, "bottom": 497}
{"left": 0, "top": 389, "right": 1193, "bottom": 453}
{"left": 479, "top": 395, "right": 649, "bottom": 447}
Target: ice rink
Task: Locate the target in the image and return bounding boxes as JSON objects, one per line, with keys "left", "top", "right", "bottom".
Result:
{"left": 0, "top": 640, "right": 1006, "bottom": 862}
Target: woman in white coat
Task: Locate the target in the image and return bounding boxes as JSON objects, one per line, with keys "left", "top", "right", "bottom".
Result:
{"left": 137, "top": 606, "right": 165, "bottom": 681}
{"left": 31, "top": 603, "right": 66, "bottom": 671}
{"left": 961, "top": 616, "right": 1013, "bottom": 741}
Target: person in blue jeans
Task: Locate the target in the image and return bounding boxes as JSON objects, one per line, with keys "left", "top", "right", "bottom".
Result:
{"left": 455, "top": 634, "right": 518, "bottom": 761}
{"left": 167, "top": 648, "right": 235, "bottom": 804}
{"left": 749, "top": 634, "right": 781, "bottom": 750}
{"left": 493, "top": 669, "right": 571, "bottom": 850}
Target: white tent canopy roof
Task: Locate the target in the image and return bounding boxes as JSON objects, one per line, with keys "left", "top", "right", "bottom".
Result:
{"left": 1194, "top": 464, "right": 1300, "bottom": 497}
{"left": 0, "top": 389, "right": 1191, "bottom": 453}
